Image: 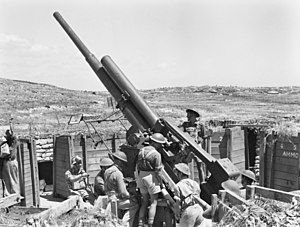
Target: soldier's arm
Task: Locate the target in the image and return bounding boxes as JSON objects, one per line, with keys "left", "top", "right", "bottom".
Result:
{"left": 65, "top": 170, "right": 86, "bottom": 183}
{"left": 116, "top": 173, "right": 130, "bottom": 199}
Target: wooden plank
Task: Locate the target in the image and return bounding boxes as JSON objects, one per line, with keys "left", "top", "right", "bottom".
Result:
{"left": 231, "top": 140, "right": 245, "bottom": 151}
{"left": 30, "top": 195, "right": 81, "bottom": 220}
{"left": 272, "top": 178, "right": 298, "bottom": 190}
{"left": 0, "top": 194, "right": 22, "bottom": 208}
{"left": 230, "top": 150, "right": 245, "bottom": 160}
{"left": 219, "top": 189, "right": 248, "bottom": 205}
{"left": 244, "top": 128, "right": 249, "bottom": 169}
{"left": 247, "top": 185, "right": 300, "bottom": 203}
{"left": 272, "top": 170, "right": 298, "bottom": 181}
{"left": 273, "top": 156, "right": 298, "bottom": 166}
{"left": 267, "top": 132, "right": 275, "bottom": 188}
{"left": 29, "top": 139, "right": 40, "bottom": 206}
{"left": 226, "top": 128, "right": 232, "bottom": 161}
{"left": 272, "top": 163, "right": 298, "bottom": 174}
{"left": 56, "top": 152, "right": 69, "bottom": 160}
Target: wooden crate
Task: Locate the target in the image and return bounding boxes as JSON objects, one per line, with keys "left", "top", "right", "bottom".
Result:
{"left": 18, "top": 138, "right": 40, "bottom": 207}
{"left": 209, "top": 127, "right": 245, "bottom": 172}
{"left": 261, "top": 133, "right": 300, "bottom": 191}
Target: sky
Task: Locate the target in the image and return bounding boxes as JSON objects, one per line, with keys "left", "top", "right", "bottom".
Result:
{"left": 0, "top": 0, "right": 300, "bottom": 91}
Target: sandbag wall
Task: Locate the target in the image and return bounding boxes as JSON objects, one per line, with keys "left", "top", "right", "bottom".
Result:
{"left": 35, "top": 137, "right": 54, "bottom": 162}
{"left": 260, "top": 132, "right": 300, "bottom": 191}
{"left": 53, "top": 133, "right": 126, "bottom": 198}
{"left": 209, "top": 126, "right": 246, "bottom": 171}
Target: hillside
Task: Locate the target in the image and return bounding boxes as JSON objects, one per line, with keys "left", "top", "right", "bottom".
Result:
{"left": 0, "top": 77, "right": 300, "bottom": 137}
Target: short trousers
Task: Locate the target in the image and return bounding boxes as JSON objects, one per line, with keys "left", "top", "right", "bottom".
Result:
{"left": 136, "top": 170, "right": 161, "bottom": 195}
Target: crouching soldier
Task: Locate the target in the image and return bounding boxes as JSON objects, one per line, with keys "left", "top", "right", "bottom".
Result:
{"left": 104, "top": 151, "right": 139, "bottom": 227}
{"left": 94, "top": 157, "right": 114, "bottom": 198}
{"left": 173, "top": 163, "right": 211, "bottom": 227}
{"left": 65, "top": 155, "right": 91, "bottom": 202}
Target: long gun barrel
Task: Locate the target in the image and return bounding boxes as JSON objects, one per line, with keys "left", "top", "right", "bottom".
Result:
{"left": 53, "top": 11, "right": 158, "bottom": 132}
{"left": 53, "top": 12, "right": 240, "bottom": 202}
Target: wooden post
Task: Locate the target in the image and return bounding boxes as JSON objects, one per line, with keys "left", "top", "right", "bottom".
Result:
{"left": 211, "top": 194, "right": 218, "bottom": 222}
{"left": 267, "top": 132, "right": 275, "bottom": 188}
{"left": 258, "top": 130, "right": 266, "bottom": 187}
{"left": 17, "top": 142, "right": 24, "bottom": 200}
{"left": 53, "top": 136, "right": 57, "bottom": 196}
{"left": 243, "top": 127, "right": 249, "bottom": 169}
{"left": 112, "top": 133, "right": 116, "bottom": 153}
{"left": 81, "top": 134, "right": 87, "bottom": 171}
{"left": 29, "top": 139, "right": 40, "bottom": 207}
{"left": 246, "top": 185, "right": 255, "bottom": 200}
{"left": 225, "top": 128, "right": 232, "bottom": 160}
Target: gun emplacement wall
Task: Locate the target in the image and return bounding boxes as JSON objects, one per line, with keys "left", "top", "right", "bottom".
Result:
{"left": 260, "top": 132, "right": 300, "bottom": 191}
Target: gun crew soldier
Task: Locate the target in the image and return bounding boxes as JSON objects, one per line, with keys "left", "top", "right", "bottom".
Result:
{"left": 0, "top": 130, "right": 20, "bottom": 196}
{"left": 65, "top": 155, "right": 91, "bottom": 202}
{"left": 136, "top": 133, "right": 166, "bottom": 227}
{"left": 173, "top": 163, "right": 211, "bottom": 227}
{"left": 179, "top": 109, "right": 205, "bottom": 144}
{"left": 104, "top": 151, "right": 139, "bottom": 227}
{"left": 94, "top": 157, "right": 114, "bottom": 198}
{"left": 178, "top": 108, "right": 210, "bottom": 183}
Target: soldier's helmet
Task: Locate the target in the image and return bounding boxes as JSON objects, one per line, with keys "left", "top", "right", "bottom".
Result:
{"left": 72, "top": 155, "right": 82, "bottom": 165}
{"left": 174, "top": 163, "right": 190, "bottom": 176}
{"left": 112, "top": 151, "right": 128, "bottom": 163}
{"left": 241, "top": 170, "right": 256, "bottom": 182}
{"left": 186, "top": 109, "right": 200, "bottom": 118}
{"left": 150, "top": 133, "right": 167, "bottom": 144}
{"left": 99, "top": 157, "right": 114, "bottom": 167}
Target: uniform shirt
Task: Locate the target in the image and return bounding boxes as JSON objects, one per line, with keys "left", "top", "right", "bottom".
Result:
{"left": 176, "top": 178, "right": 201, "bottom": 208}
{"left": 180, "top": 121, "right": 205, "bottom": 144}
{"left": 104, "top": 165, "right": 129, "bottom": 199}
{"left": 94, "top": 169, "right": 105, "bottom": 196}
{"left": 136, "top": 146, "right": 162, "bottom": 172}
{"left": 65, "top": 166, "right": 86, "bottom": 190}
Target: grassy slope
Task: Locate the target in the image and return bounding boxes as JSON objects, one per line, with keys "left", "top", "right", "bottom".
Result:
{"left": 0, "top": 77, "right": 299, "bottom": 136}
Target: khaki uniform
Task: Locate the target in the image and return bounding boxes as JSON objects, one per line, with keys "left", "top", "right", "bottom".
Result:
{"left": 1, "top": 139, "right": 19, "bottom": 196}
{"left": 104, "top": 165, "right": 139, "bottom": 227}
{"left": 65, "top": 166, "right": 89, "bottom": 199}
{"left": 179, "top": 121, "right": 207, "bottom": 182}
{"left": 175, "top": 178, "right": 204, "bottom": 227}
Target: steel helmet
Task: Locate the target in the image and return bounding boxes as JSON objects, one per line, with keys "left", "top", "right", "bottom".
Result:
{"left": 241, "top": 170, "right": 256, "bottom": 182}
{"left": 174, "top": 163, "right": 190, "bottom": 176}
{"left": 221, "top": 179, "right": 241, "bottom": 197}
{"left": 99, "top": 157, "right": 114, "bottom": 167}
{"left": 112, "top": 151, "right": 128, "bottom": 163}
{"left": 72, "top": 155, "right": 82, "bottom": 165}
{"left": 186, "top": 109, "right": 200, "bottom": 118}
{"left": 150, "top": 133, "right": 167, "bottom": 144}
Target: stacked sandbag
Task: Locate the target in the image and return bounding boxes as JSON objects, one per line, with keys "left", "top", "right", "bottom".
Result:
{"left": 35, "top": 137, "right": 53, "bottom": 162}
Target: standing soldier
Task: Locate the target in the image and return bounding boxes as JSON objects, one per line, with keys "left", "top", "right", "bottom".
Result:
{"left": 179, "top": 109, "right": 205, "bottom": 145}
{"left": 104, "top": 151, "right": 139, "bottom": 227}
{"left": 1, "top": 129, "right": 20, "bottom": 196}
{"left": 178, "top": 109, "right": 208, "bottom": 183}
{"left": 136, "top": 133, "right": 166, "bottom": 227}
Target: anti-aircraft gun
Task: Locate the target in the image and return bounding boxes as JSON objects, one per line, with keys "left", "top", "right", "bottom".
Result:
{"left": 53, "top": 12, "right": 240, "bottom": 203}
